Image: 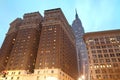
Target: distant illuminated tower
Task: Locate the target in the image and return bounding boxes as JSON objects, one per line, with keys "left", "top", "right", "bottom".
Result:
{"left": 72, "top": 10, "right": 88, "bottom": 79}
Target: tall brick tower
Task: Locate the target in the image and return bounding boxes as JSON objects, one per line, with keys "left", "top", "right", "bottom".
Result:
{"left": 0, "top": 8, "right": 78, "bottom": 80}
{"left": 0, "top": 18, "right": 22, "bottom": 72}
{"left": 35, "top": 8, "right": 78, "bottom": 80}
{"left": 6, "top": 12, "right": 43, "bottom": 73}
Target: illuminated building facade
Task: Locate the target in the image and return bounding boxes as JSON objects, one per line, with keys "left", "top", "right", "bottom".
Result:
{"left": 84, "top": 29, "right": 120, "bottom": 80}
{"left": 0, "top": 8, "right": 78, "bottom": 80}
{"left": 72, "top": 11, "right": 88, "bottom": 79}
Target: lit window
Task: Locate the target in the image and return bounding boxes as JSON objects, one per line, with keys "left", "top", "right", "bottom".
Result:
{"left": 39, "top": 63, "right": 42, "bottom": 65}
{"left": 28, "top": 65, "right": 30, "bottom": 67}
{"left": 41, "top": 51, "right": 43, "bottom": 53}
{"left": 5, "top": 60, "right": 7, "bottom": 62}
{"left": 30, "top": 54, "right": 33, "bottom": 56}
{"left": 31, "top": 62, "right": 34, "bottom": 65}
{"left": 52, "top": 62, "right": 55, "bottom": 65}
{"left": 48, "top": 28, "right": 52, "bottom": 30}
{"left": 13, "top": 39, "right": 15, "bottom": 41}
{"left": 28, "top": 36, "right": 30, "bottom": 38}
{"left": 23, "top": 52, "right": 26, "bottom": 55}
{"left": 21, "top": 64, "right": 23, "bottom": 66}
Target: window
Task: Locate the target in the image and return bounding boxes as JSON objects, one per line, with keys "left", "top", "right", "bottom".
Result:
{"left": 18, "top": 72, "right": 21, "bottom": 74}
{"left": 103, "top": 75, "right": 108, "bottom": 79}
{"left": 104, "top": 54, "right": 109, "bottom": 57}
{"left": 96, "top": 46, "right": 100, "bottom": 49}
{"left": 116, "top": 53, "right": 120, "bottom": 57}
{"left": 98, "top": 54, "right": 103, "bottom": 58}
{"left": 106, "top": 59, "right": 110, "bottom": 62}
{"left": 110, "top": 54, "right": 115, "bottom": 57}
{"left": 118, "top": 58, "right": 120, "bottom": 62}
{"left": 38, "top": 71, "right": 40, "bottom": 74}
{"left": 111, "top": 58, "right": 117, "bottom": 62}
{"left": 11, "top": 77, "right": 13, "bottom": 79}
{"left": 108, "top": 69, "right": 113, "bottom": 73}
{"left": 39, "top": 63, "right": 42, "bottom": 65}
{"left": 102, "top": 45, "right": 106, "bottom": 48}
{"left": 113, "top": 63, "right": 119, "bottom": 67}
{"left": 91, "top": 50, "right": 96, "bottom": 53}
{"left": 37, "top": 76, "right": 39, "bottom": 80}
{"left": 28, "top": 36, "right": 31, "bottom": 39}
{"left": 93, "top": 59, "right": 98, "bottom": 63}
{"left": 51, "top": 70, "right": 54, "bottom": 73}
{"left": 96, "top": 75, "right": 101, "bottom": 79}
{"left": 115, "top": 49, "right": 119, "bottom": 52}
{"left": 103, "top": 49, "right": 107, "bottom": 53}
{"left": 101, "top": 69, "right": 107, "bottom": 73}
{"left": 97, "top": 50, "right": 102, "bottom": 53}
{"left": 17, "top": 77, "right": 19, "bottom": 80}
{"left": 95, "top": 69, "right": 100, "bottom": 74}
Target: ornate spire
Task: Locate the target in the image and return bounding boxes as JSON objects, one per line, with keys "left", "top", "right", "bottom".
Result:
{"left": 75, "top": 9, "right": 79, "bottom": 19}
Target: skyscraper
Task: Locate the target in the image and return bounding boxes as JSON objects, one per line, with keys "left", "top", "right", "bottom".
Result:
{"left": 72, "top": 10, "right": 88, "bottom": 80}
{"left": 0, "top": 8, "right": 78, "bottom": 80}
{"left": 0, "top": 18, "right": 22, "bottom": 72}
{"left": 6, "top": 12, "right": 43, "bottom": 72}
{"left": 84, "top": 29, "right": 120, "bottom": 80}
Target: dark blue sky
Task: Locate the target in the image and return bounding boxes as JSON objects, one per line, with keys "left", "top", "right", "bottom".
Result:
{"left": 0, "top": 0, "right": 120, "bottom": 47}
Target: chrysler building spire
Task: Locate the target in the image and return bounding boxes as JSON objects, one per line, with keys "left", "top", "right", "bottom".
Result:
{"left": 75, "top": 9, "right": 79, "bottom": 19}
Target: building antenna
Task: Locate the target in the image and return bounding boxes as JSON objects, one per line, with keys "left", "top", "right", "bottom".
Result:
{"left": 75, "top": 8, "right": 78, "bottom": 19}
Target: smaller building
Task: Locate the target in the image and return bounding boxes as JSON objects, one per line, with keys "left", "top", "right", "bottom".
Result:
{"left": 84, "top": 29, "right": 120, "bottom": 80}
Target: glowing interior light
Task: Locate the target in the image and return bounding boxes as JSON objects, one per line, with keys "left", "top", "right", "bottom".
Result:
{"left": 109, "top": 65, "right": 112, "bottom": 67}
{"left": 107, "top": 65, "right": 109, "bottom": 67}
{"left": 103, "top": 65, "right": 105, "bottom": 68}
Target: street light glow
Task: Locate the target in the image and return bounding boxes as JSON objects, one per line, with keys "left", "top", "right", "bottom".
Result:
{"left": 78, "top": 78, "right": 82, "bottom": 80}
{"left": 81, "top": 75, "right": 85, "bottom": 79}
{"left": 46, "top": 76, "right": 58, "bottom": 80}
{"left": 78, "top": 75, "right": 85, "bottom": 80}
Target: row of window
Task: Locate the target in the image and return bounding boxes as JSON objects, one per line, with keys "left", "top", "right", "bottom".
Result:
{"left": 94, "top": 74, "right": 120, "bottom": 79}
{"left": 90, "top": 63, "right": 119, "bottom": 69}
{"left": 90, "top": 45, "right": 120, "bottom": 49}
{"left": 94, "top": 68, "right": 120, "bottom": 74}
{"left": 91, "top": 53, "right": 120, "bottom": 59}
{"left": 90, "top": 58, "right": 120, "bottom": 63}
{"left": 90, "top": 49, "right": 120, "bottom": 53}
